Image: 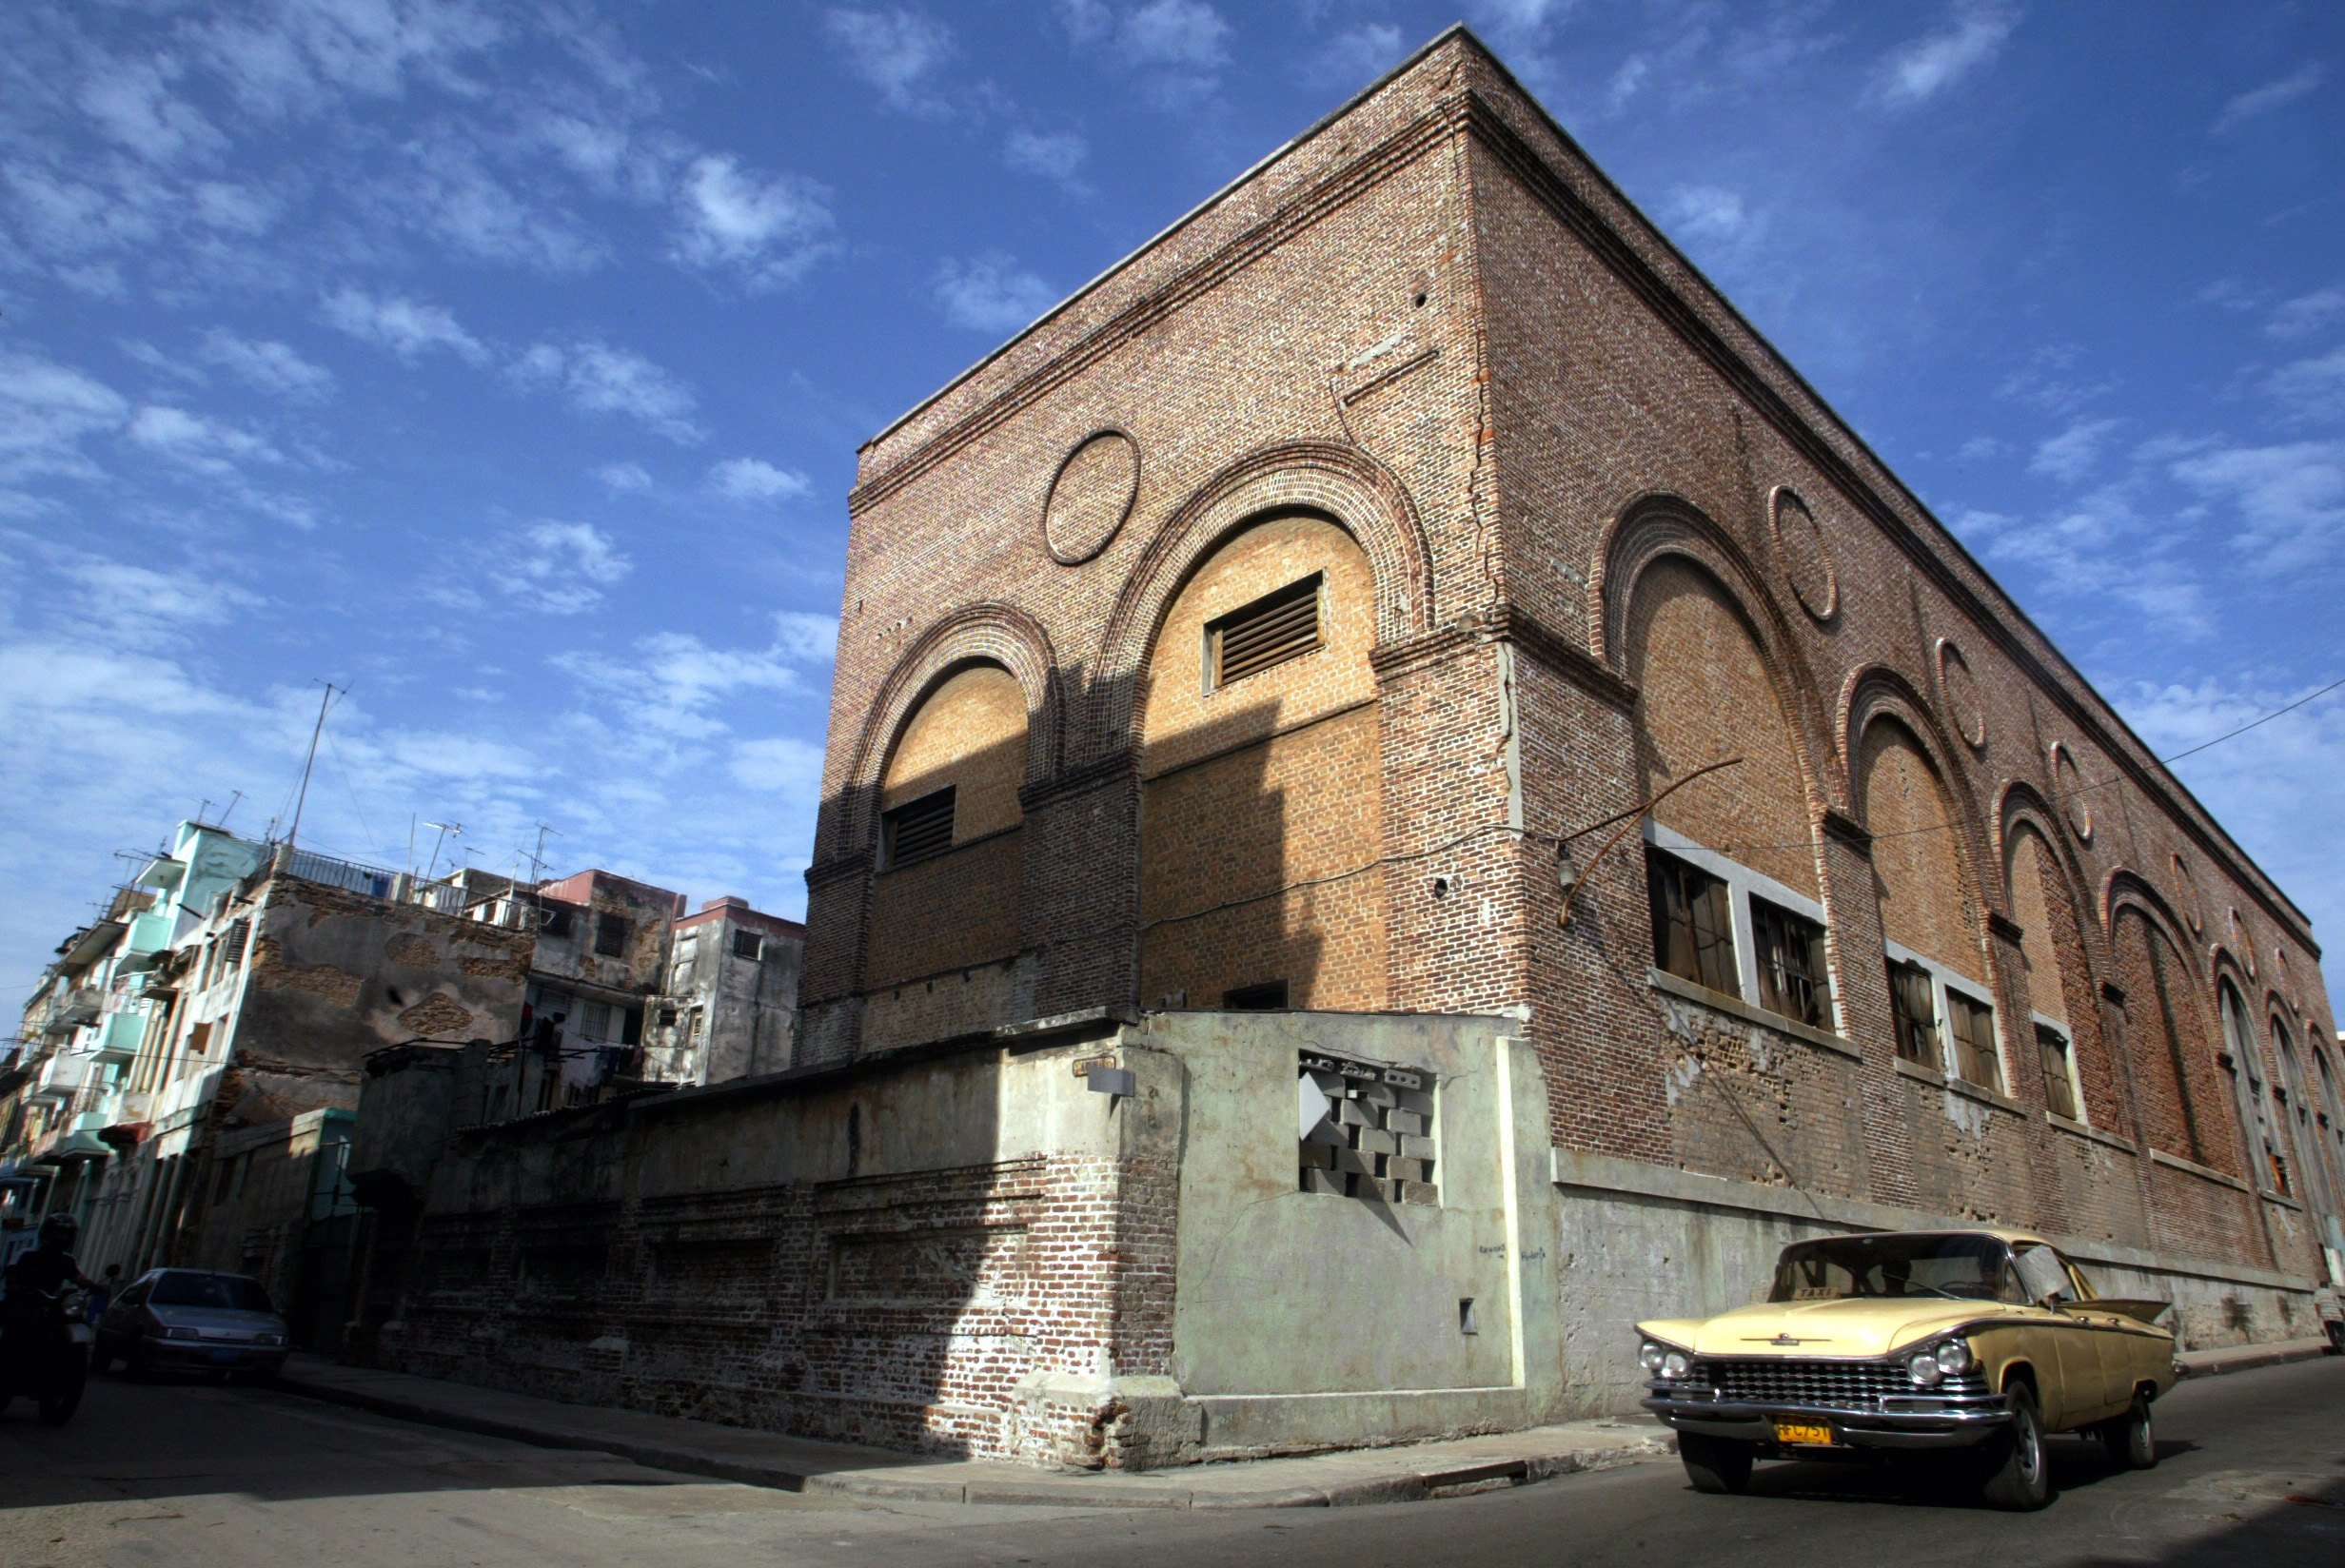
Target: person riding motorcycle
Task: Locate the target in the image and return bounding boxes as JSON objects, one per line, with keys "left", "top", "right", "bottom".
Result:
{"left": 3, "top": 1215, "right": 100, "bottom": 1309}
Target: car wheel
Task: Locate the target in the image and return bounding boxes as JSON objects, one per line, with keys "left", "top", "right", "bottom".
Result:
{"left": 2102, "top": 1391, "right": 2156, "bottom": 1471}
{"left": 1678, "top": 1433, "right": 1756, "bottom": 1495}
{"left": 1980, "top": 1382, "right": 2053, "bottom": 1511}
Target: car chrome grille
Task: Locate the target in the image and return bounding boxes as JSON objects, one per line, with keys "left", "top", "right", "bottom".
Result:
{"left": 1693, "top": 1358, "right": 1986, "bottom": 1411}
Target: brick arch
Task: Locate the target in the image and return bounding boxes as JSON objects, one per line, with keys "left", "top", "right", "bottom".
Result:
{"left": 2106, "top": 872, "right": 2247, "bottom": 1176}
{"left": 825, "top": 604, "right": 1061, "bottom": 857}
{"left": 1592, "top": 493, "right": 1842, "bottom": 811}
{"left": 1844, "top": 666, "right": 1995, "bottom": 915}
{"left": 1995, "top": 783, "right": 2101, "bottom": 956}
{"left": 1084, "top": 441, "right": 1430, "bottom": 762}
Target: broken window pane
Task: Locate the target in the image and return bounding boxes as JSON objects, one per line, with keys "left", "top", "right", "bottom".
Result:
{"left": 2037, "top": 1024, "right": 2079, "bottom": 1121}
{"left": 1646, "top": 848, "right": 1737, "bottom": 996}
{"left": 1888, "top": 960, "right": 1941, "bottom": 1067}
{"left": 1752, "top": 898, "right": 1832, "bottom": 1029}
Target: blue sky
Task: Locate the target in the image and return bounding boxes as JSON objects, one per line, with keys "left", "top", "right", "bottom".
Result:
{"left": 1, "top": 2, "right": 2339, "bottom": 1022}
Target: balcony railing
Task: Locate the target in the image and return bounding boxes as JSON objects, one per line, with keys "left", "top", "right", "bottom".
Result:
{"left": 281, "top": 848, "right": 469, "bottom": 914}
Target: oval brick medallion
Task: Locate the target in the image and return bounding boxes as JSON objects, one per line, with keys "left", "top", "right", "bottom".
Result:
{"left": 1043, "top": 429, "right": 1140, "bottom": 565}
{"left": 1938, "top": 638, "right": 1987, "bottom": 750}
{"left": 2171, "top": 852, "right": 2205, "bottom": 935}
{"left": 2049, "top": 741, "right": 2092, "bottom": 842}
{"left": 1770, "top": 487, "right": 1838, "bottom": 621}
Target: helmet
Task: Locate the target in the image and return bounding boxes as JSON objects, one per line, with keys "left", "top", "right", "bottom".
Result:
{"left": 36, "top": 1212, "right": 79, "bottom": 1252}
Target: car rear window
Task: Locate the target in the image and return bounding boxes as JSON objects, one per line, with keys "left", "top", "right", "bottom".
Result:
{"left": 1769, "top": 1234, "right": 2018, "bottom": 1303}
{"left": 148, "top": 1272, "right": 274, "bottom": 1312}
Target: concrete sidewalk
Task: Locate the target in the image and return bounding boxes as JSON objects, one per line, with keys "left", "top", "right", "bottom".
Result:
{"left": 2177, "top": 1336, "right": 2334, "bottom": 1378}
{"left": 270, "top": 1356, "right": 1671, "bottom": 1508}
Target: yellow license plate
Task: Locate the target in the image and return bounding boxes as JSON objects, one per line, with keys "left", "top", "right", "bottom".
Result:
{"left": 1774, "top": 1421, "right": 1836, "bottom": 1446}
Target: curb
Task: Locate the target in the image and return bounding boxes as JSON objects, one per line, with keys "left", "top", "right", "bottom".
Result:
{"left": 269, "top": 1367, "right": 1672, "bottom": 1509}
{"left": 2176, "top": 1337, "right": 2335, "bottom": 1380}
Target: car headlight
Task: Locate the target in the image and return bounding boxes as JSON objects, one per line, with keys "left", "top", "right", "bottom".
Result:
{"left": 164, "top": 1325, "right": 202, "bottom": 1341}
{"left": 252, "top": 1334, "right": 284, "bottom": 1346}
{"left": 1906, "top": 1350, "right": 1941, "bottom": 1385}
{"left": 1639, "top": 1341, "right": 1695, "bottom": 1380}
{"left": 1936, "top": 1337, "right": 1974, "bottom": 1376}
{"left": 1639, "top": 1341, "right": 1667, "bottom": 1373}
{"left": 1663, "top": 1350, "right": 1691, "bottom": 1380}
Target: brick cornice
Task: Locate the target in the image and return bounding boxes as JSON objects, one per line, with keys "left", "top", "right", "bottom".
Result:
{"left": 804, "top": 852, "right": 873, "bottom": 891}
{"left": 1819, "top": 809, "right": 1872, "bottom": 857}
{"left": 1019, "top": 752, "right": 1137, "bottom": 813}
{"left": 1459, "top": 85, "right": 2315, "bottom": 954}
{"left": 847, "top": 101, "right": 1466, "bottom": 517}
{"left": 1987, "top": 911, "right": 2027, "bottom": 945}
{"left": 1480, "top": 604, "right": 1638, "bottom": 712}
{"left": 1368, "top": 621, "right": 1475, "bottom": 680}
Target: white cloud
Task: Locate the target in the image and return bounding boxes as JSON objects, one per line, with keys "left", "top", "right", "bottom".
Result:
{"left": 510, "top": 341, "right": 703, "bottom": 444}
{"left": 771, "top": 611, "right": 840, "bottom": 663}
{"left": 2268, "top": 284, "right": 2345, "bottom": 341}
{"left": 2028, "top": 417, "right": 2121, "bottom": 484}
{"left": 1307, "top": 24, "right": 1406, "bottom": 90}
{"left": 195, "top": 0, "right": 506, "bottom": 119}
{"left": 78, "top": 57, "right": 227, "bottom": 166}
{"left": 825, "top": 9, "right": 955, "bottom": 113}
{"left": 0, "top": 350, "right": 130, "bottom": 482}
{"left": 728, "top": 735, "right": 827, "bottom": 800}
{"left": 595, "top": 461, "right": 653, "bottom": 492}
{"left": 1116, "top": 0, "right": 1230, "bottom": 69}
{"left": 2170, "top": 441, "right": 2345, "bottom": 577}
{"left": 485, "top": 520, "right": 632, "bottom": 615}
{"left": 1005, "top": 128, "right": 1088, "bottom": 184}
{"left": 198, "top": 329, "right": 335, "bottom": 401}
{"left": 672, "top": 153, "right": 835, "bottom": 288}
{"left": 321, "top": 288, "right": 488, "bottom": 363}
{"left": 376, "top": 131, "right": 608, "bottom": 272}
{"left": 2213, "top": 62, "right": 2325, "bottom": 135}
{"left": 127, "top": 404, "right": 285, "bottom": 475}
{"left": 557, "top": 628, "right": 814, "bottom": 742}
{"left": 49, "top": 556, "right": 265, "bottom": 651}
{"left": 1664, "top": 186, "right": 1759, "bottom": 245}
{"left": 2264, "top": 343, "right": 2345, "bottom": 426}
{"left": 707, "top": 458, "right": 810, "bottom": 502}
{"left": 1869, "top": 3, "right": 2018, "bottom": 108}
{"left": 934, "top": 253, "right": 1058, "bottom": 334}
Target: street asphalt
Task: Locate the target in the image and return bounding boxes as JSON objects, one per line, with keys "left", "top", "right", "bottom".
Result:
{"left": 0, "top": 1356, "right": 2338, "bottom": 1568}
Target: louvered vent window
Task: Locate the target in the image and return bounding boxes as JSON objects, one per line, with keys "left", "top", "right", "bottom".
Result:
{"left": 882, "top": 787, "right": 956, "bottom": 870}
{"left": 1208, "top": 573, "right": 1323, "bottom": 690}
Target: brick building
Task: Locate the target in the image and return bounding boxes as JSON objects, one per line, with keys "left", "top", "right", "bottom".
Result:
{"left": 356, "top": 29, "right": 2343, "bottom": 1469}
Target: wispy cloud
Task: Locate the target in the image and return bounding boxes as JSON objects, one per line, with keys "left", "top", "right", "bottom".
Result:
{"left": 825, "top": 8, "right": 955, "bottom": 114}
{"left": 1059, "top": 0, "right": 1232, "bottom": 105}
{"left": 1306, "top": 23, "right": 1406, "bottom": 90}
{"left": 0, "top": 350, "right": 130, "bottom": 484}
{"left": 321, "top": 288, "right": 487, "bottom": 363}
{"left": 707, "top": 457, "right": 810, "bottom": 502}
{"left": 1005, "top": 128, "right": 1089, "bottom": 186}
{"left": 2213, "top": 62, "right": 2325, "bottom": 135}
{"left": 2171, "top": 441, "right": 2345, "bottom": 576}
{"left": 934, "top": 253, "right": 1057, "bottom": 334}
{"left": 197, "top": 329, "right": 334, "bottom": 401}
{"left": 2029, "top": 417, "right": 2122, "bottom": 484}
{"left": 510, "top": 341, "right": 702, "bottom": 443}
{"left": 481, "top": 520, "right": 633, "bottom": 615}
{"left": 1869, "top": 3, "right": 2019, "bottom": 108}
{"left": 595, "top": 461, "right": 653, "bottom": 492}
{"left": 2268, "top": 284, "right": 2345, "bottom": 342}
{"left": 672, "top": 154, "right": 834, "bottom": 289}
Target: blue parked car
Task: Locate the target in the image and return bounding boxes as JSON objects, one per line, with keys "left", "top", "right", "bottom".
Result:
{"left": 93, "top": 1268, "right": 288, "bottom": 1381}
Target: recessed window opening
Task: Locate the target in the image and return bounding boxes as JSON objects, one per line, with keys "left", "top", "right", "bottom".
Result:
{"left": 881, "top": 786, "right": 956, "bottom": 870}
{"left": 1946, "top": 990, "right": 2001, "bottom": 1091}
{"left": 1647, "top": 848, "right": 1736, "bottom": 996}
{"left": 1888, "top": 960, "right": 1941, "bottom": 1066}
{"left": 1459, "top": 1299, "right": 1479, "bottom": 1334}
{"left": 594, "top": 912, "right": 630, "bottom": 957}
{"left": 731, "top": 929, "right": 763, "bottom": 961}
{"left": 2037, "top": 1023, "right": 2079, "bottom": 1121}
{"left": 1224, "top": 979, "right": 1289, "bottom": 1010}
{"left": 1206, "top": 572, "right": 1323, "bottom": 690}
{"left": 1752, "top": 898, "right": 1831, "bottom": 1029}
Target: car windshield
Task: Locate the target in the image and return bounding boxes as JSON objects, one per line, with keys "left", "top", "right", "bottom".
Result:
{"left": 149, "top": 1272, "right": 273, "bottom": 1312}
{"left": 1768, "top": 1234, "right": 2018, "bottom": 1303}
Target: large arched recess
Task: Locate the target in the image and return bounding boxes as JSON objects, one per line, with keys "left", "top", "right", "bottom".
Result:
{"left": 1594, "top": 494, "right": 1842, "bottom": 820}
{"left": 862, "top": 661, "right": 1032, "bottom": 993}
{"left": 2000, "top": 787, "right": 2120, "bottom": 1128}
{"left": 821, "top": 603, "right": 1061, "bottom": 861}
{"left": 1847, "top": 672, "right": 1991, "bottom": 984}
{"left": 2107, "top": 878, "right": 2243, "bottom": 1177}
{"left": 1084, "top": 441, "right": 1429, "bottom": 768}
{"left": 1619, "top": 552, "right": 1821, "bottom": 899}
{"left": 1133, "top": 509, "right": 1386, "bottom": 1012}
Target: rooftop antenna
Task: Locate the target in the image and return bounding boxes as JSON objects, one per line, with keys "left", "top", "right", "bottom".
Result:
{"left": 527, "top": 823, "right": 562, "bottom": 887}
{"left": 195, "top": 798, "right": 213, "bottom": 826}
{"left": 217, "top": 790, "right": 245, "bottom": 831}
{"left": 422, "top": 821, "right": 463, "bottom": 880}
{"left": 286, "top": 680, "right": 345, "bottom": 852}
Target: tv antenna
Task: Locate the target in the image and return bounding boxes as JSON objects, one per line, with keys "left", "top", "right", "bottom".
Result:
{"left": 286, "top": 680, "right": 346, "bottom": 851}
{"left": 421, "top": 821, "right": 464, "bottom": 880}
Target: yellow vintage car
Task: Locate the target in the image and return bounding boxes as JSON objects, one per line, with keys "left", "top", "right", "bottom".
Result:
{"left": 1637, "top": 1229, "right": 2177, "bottom": 1510}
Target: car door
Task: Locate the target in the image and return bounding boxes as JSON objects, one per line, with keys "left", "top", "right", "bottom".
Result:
{"left": 2011, "top": 1243, "right": 2106, "bottom": 1427}
{"left": 102, "top": 1276, "right": 152, "bottom": 1346}
{"left": 2049, "top": 1251, "right": 2136, "bottom": 1416}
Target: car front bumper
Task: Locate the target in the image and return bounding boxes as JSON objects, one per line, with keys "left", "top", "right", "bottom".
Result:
{"left": 136, "top": 1338, "right": 286, "bottom": 1374}
{"left": 1643, "top": 1389, "right": 2014, "bottom": 1450}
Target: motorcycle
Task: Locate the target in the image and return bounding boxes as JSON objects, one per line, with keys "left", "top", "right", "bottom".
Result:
{"left": 0, "top": 1284, "right": 93, "bottom": 1425}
